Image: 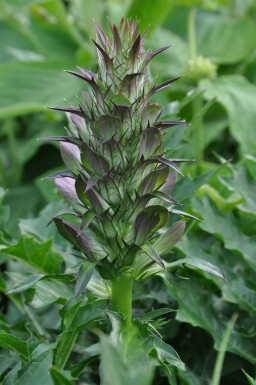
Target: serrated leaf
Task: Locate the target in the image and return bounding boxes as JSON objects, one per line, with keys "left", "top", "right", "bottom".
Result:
{"left": 3, "top": 236, "right": 62, "bottom": 274}
{"left": 220, "top": 164, "right": 256, "bottom": 216}
{"left": 202, "top": 75, "right": 256, "bottom": 154}
{"left": 10, "top": 350, "right": 54, "bottom": 385}
{"left": 50, "top": 367, "right": 75, "bottom": 385}
{"left": 193, "top": 195, "right": 256, "bottom": 270}
{"left": 0, "top": 333, "right": 29, "bottom": 361}
{"left": 166, "top": 280, "right": 256, "bottom": 364}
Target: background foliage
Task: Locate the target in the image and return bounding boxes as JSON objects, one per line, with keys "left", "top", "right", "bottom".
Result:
{"left": 0, "top": 0, "right": 256, "bottom": 384}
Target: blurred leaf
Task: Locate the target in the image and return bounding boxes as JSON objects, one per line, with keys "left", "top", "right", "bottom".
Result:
{"left": 28, "top": 0, "right": 81, "bottom": 58}
{"left": 0, "top": 60, "right": 84, "bottom": 119}
{"left": 4, "top": 185, "right": 42, "bottom": 237}
{"left": 8, "top": 274, "right": 44, "bottom": 294}
{"left": 202, "top": 75, "right": 256, "bottom": 154}
{"left": 220, "top": 164, "right": 256, "bottom": 216}
{"left": 10, "top": 350, "right": 54, "bottom": 385}
{"left": 100, "top": 335, "right": 154, "bottom": 385}
{"left": 193, "top": 195, "right": 256, "bottom": 270}
{"left": 197, "top": 12, "right": 256, "bottom": 64}
{"left": 50, "top": 367, "right": 75, "bottom": 385}
{"left": 69, "top": 0, "right": 106, "bottom": 35}
{"left": 127, "top": 0, "right": 172, "bottom": 31}
{"left": 153, "top": 337, "right": 186, "bottom": 370}
{"left": 55, "top": 299, "right": 105, "bottom": 369}
{"left": 7, "top": 273, "right": 72, "bottom": 295}
{"left": 0, "top": 21, "right": 38, "bottom": 63}
{"left": 19, "top": 200, "right": 66, "bottom": 242}
{"left": 173, "top": 167, "right": 219, "bottom": 202}
{"left": 166, "top": 279, "right": 256, "bottom": 363}
{"left": 3, "top": 235, "right": 63, "bottom": 273}
{"left": 0, "top": 332, "right": 29, "bottom": 360}
{"left": 25, "top": 277, "right": 72, "bottom": 308}
{"left": 146, "top": 28, "right": 189, "bottom": 78}
{"left": 243, "top": 370, "right": 256, "bottom": 385}
{"left": 222, "top": 280, "right": 256, "bottom": 315}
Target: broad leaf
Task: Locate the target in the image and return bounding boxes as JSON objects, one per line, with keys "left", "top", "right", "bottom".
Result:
{"left": 9, "top": 350, "right": 54, "bottom": 385}
{"left": 100, "top": 335, "right": 154, "bottom": 385}
{"left": 193, "top": 195, "right": 256, "bottom": 270}
{"left": 0, "top": 60, "right": 84, "bottom": 119}
{"left": 202, "top": 75, "right": 256, "bottom": 154}
{"left": 197, "top": 13, "right": 256, "bottom": 64}
{"left": 0, "top": 332, "right": 29, "bottom": 361}
{"left": 3, "top": 236, "right": 63, "bottom": 273}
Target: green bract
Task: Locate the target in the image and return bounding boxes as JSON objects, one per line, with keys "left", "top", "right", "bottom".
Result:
{"left": 45, "top": 19, "right": 189, "bottom": 281}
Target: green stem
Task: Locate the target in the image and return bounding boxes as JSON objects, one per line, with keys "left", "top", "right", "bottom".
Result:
{"left": 111, "top": 275, "right": 133, "bottom": 328}
{"left": 188, "top": 7, "right": 204, "bottom": 173}
{"left": 211, "top": 313, "right": 238, "bottom": 385}
{"left": 192, "top": 90, "right": 203, "bottom": 172}
{"left": 188, "top": 7, "right": 197, "bottom": 60}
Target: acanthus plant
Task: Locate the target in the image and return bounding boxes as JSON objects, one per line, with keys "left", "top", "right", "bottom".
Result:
{"left": 43, "top": 18, "right": 225, "bottom": 373}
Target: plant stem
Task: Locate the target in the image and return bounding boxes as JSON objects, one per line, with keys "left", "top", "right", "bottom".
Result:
{"left": 188, "top": 7, "right": 204, "bottom": 172}
{"left": 188, "top": 7, "right": 196, "bottom": 60}
{"left": 111, "top": 275, "right": 133, "bottom": 328}
{"left": 211, "top": 313, "right": 238, "bottom": 385}
{"left": 192, "top": 91, "right": 203, "bottom": 172}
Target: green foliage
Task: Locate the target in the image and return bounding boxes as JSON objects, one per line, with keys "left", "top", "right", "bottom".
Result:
{"left": 0, "top": 0, "right": 256, "bottom": 384}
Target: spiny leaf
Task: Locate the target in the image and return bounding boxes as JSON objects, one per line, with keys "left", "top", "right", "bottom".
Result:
{"left": 153, "top": 220, "right": 186, "bottom": 256}
{"left": 134, "top": 205, "right": 168, "bottom": 245}
{"left": 74, "top": 262, "right": 95, "bottom": 298}
{"left": 53, "top": 218, "right": 105, "bottom": 261}
{"left": 141, "top": 244, "right": 165, "bottom": 269}
{"left": 138, "top": 166, "right": 169, "bottom": 196}
{"left": 3, "top": 236, "right": 62, "bottom": 274}
{"left": 144, "top": 45, "right": 172, "bottom": 66}
{"left": 81, "top": 142, "right": 110, "bottom": 176}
